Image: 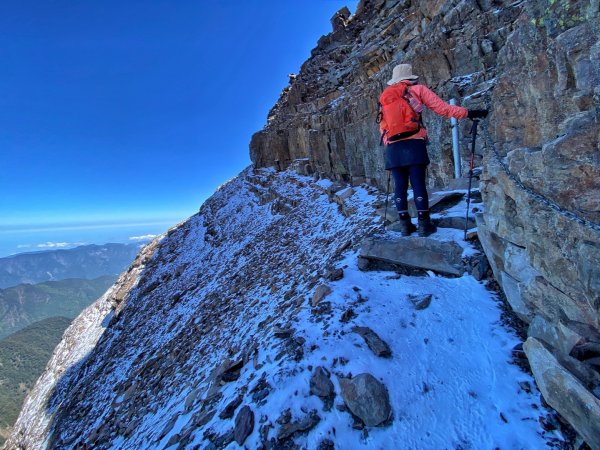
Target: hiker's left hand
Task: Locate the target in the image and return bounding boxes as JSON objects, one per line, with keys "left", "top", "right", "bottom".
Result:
{"left": 468, "top": 109, "right": 489, "bottom": 119}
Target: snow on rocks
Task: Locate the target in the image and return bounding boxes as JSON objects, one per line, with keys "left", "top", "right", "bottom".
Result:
{"left": 7, "top": 167, "right": 563, "bottom": 450}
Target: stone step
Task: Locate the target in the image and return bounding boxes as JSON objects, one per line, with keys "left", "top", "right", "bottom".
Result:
{"left": 435, "top": 215, "right": 477, "bottom": 230}
{"left": 378, "top": 190, "right": 468, "bottom": 223}
{"left": 408, "top": 191, "right": 465, "bottom": 217}
{"left": 386, "top": 215, "right": 476, "bottom": 233}
{"left": 358, "top": 236, "right": 465, "bottom": 276}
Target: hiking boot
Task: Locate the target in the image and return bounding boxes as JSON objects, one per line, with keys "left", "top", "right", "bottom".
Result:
{"left": 398, "top": 217, "right": 416, "bottom": 236}
{"left": 418, "top": 218, "right": 437, "bottom": 237}
{"left": 417, "top": 210, "right": 437, "bottom": 237}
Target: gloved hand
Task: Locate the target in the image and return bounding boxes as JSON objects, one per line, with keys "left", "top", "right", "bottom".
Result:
{"left": 468, "top": 109, "right": 489, "bottom": 119}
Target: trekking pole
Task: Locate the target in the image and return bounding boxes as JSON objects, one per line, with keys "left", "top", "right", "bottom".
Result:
{"left": 464, "top": 119, "right": 479, "bottom": 240}
{"left": 383, "top": 170, "right": 391, "bottom": 231}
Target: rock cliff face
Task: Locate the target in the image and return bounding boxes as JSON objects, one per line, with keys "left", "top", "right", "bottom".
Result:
{"left": 250, "top": 0, "right": 600, "bottom": 445}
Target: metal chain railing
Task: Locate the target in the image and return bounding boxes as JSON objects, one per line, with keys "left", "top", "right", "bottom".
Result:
{"left": 478, "top": 106, "right": 600, "bottom": 233}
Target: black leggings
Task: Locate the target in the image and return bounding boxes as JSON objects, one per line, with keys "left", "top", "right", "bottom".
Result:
{"left": 391, "top": 165, "right": 429, "bottom": 213}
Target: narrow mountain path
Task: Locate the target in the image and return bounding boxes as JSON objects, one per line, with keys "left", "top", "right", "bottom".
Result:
{"left": 7, "top": 168, "right": 566, "bottom": 450}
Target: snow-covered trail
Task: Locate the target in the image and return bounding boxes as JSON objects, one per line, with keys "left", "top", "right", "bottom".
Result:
{"left": 231, "top": 248, "right": 555, "bottom": 450}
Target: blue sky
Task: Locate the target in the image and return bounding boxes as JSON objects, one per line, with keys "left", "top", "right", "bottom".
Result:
{"left": 0, "top": 0, "right": 357, "bottom": 256}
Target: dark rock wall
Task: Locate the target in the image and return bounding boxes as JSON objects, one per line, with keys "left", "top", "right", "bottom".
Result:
{"left": 250, "top": 0, "right": 600, "bottom": 445}
{"left": 250, "top": 0, "right": 521, "bottom": 188}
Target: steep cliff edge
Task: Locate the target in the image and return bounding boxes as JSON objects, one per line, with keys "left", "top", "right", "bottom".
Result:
{"left": 250, "top": 0, "right": 600, "bottom": 444}
{"left": 7, "top": 168, "right": 562, "bottom": 449}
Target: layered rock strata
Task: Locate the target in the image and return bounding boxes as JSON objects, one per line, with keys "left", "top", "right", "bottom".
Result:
{"left": 250, "top": 0, "right": 519, "bottom": 188}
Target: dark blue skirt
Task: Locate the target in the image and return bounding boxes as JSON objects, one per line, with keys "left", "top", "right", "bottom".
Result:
{"left": 384, "top": 138, "right": 430, "bottom": 170}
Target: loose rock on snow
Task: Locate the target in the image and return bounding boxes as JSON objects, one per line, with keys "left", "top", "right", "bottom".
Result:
{"left": 338, "top": 373, "right": 391, "bottom": 427}
{"left": 219, "top": 395, "right": 243, "bottom": 420}
{"left": 312, "top": 284, "right": 332, "bottom": 306}
{"left": 234, "top": 405, "right": 254, "bottom": 446}
{"left": 309, "top": 366, "right": 335, "bottom": 410}
{"left": 351, "top": 326, "right": 392, "bottom": 357}
{"left": 276, "top": 410, "right": 321, "bottom": 442}
{"left": 408, "top": 294, "right": 433, "bottom": 311}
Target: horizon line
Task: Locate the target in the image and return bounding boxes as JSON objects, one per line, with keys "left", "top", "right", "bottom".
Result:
{"left": 0, "top": 219, "right": 188, "bottom": 234}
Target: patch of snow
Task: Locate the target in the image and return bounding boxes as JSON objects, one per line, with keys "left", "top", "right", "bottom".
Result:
{"left": 315, "top": 179, "right": 334, "bottom": 189}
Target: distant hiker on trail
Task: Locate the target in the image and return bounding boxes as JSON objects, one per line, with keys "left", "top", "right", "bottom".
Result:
{"left": 377, "top": 63, "right": 488, "bottom": 237}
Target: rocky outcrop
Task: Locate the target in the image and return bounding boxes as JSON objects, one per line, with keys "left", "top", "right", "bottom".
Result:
{"left": 250, "top": 0, "right": 600, "bottom": 443}
{"left": 524, "top": 337, "right": 600, "bottom": 449}
{"left": 250, "top": 0, "right": 520, "bottom": 189}
{"left": 475, "top": 3, "right": 600, "bottom": 444}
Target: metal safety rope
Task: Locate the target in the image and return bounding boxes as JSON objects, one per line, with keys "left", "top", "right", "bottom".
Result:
{"left": 478, "top": 100, "right": 600, "bottom": 233}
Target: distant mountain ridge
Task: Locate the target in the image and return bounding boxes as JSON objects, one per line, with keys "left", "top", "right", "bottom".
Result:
{"left": 0, "top": 276, "right": 116, "bottom": 339}
{"left": 0, "top": 243, "right": 140, "bottom": 289}
{"left": 0, "top": 316, "right": 72, "bottom": 447}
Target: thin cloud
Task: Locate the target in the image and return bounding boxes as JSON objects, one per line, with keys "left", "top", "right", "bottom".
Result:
{"left": 36, "top": 241, "right": 86, "bottom": 249}
{"left": 17, "top": 242, "right": 86, "bottom": 250}
{"left": 128, "top": 234, "right": 157, "bottom": 242}
{"left": 2, "top": 220, "right": 178, "bottom": 234}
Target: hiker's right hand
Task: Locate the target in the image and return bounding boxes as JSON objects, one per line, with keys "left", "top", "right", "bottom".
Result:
{"left": 468, "top": 109, "right": 489, "bottom": 119}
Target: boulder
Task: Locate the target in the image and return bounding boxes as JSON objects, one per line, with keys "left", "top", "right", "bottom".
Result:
{"left": 358, "top": 236, "right": 464, "bottom": 276}
{"left": 524, "top": 338, "right": 600, "bottom": 449}
{"left": 219, "top": 395, "right": 243, "bottom": 420}
{"left": 377, "top": 201, "right": 400, "bottom": 224}
{"left": 325, "top": 267, "right": 344, "bottom": 281}
{"left": 464, "top": 254, "right": 490, "bottom": 281}
{"left": 335, "top": 187, "right": 355, "bottom": 201}
{"left": 338, "top": 373, "right": 391, "bottom": 426}
{"left": 527, "top": 315, "right": 581, "bottom": 358}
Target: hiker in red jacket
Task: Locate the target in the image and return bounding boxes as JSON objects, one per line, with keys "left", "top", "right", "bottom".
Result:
{"left": 378, "top": 64, "right": 488, "bottom": 237}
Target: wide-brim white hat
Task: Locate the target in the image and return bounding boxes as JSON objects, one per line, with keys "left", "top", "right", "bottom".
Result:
{"left": 387, "top": 64, "right": 419, "bottom": 85}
